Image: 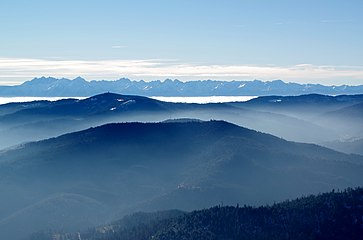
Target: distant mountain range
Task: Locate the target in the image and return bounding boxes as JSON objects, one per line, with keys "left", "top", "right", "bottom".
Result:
{"left": 2, "top": 77, "right": 363, "bottom": 96}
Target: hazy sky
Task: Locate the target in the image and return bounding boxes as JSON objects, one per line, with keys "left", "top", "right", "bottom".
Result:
{"left": 1, "top": 0, "right": 363, "bottom": 85}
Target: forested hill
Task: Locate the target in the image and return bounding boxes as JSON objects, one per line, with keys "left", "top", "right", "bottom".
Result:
{"left": 3, "top": 120, "right": 363, "bottom": 240}
{"left": 32, "top": 187, "right": 363, "bottom": 240}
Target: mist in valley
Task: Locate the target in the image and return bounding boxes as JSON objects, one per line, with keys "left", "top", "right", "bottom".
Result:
{"left": 0, "top": 93, "right": 363, "bottom": 239}
{"left": 1, "top": 93, "right": 363, "bottom": 153}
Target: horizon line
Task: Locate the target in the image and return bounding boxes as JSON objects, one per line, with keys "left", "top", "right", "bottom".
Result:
{"left": 1, "top": 76, "right": 363, "bottom": 87}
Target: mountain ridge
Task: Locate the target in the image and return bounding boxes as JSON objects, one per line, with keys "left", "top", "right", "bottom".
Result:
{"left": 2, "top": 77, "right": 363, "bottom": 96}
{"left": 1, "top": 120, "right": 363, "bottom": 239}
{"left": 1, "top": 92, "right": 363, "bottom": 151}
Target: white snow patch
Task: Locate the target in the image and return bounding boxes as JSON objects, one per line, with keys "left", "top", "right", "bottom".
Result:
{"left": 238, "top": 84, "right": 245, "bottom": 88}
{"left": 121, "top": 100, "right": 136, "bottom": 105}
{"left": 110, "top": 107, "right": 117, "bottom": 111}
{"left": 269, "top": 99, "right": 282, "bottom": 103}
{"left": 214, "top": 83, "right": 224, "bottom": 89}
{"left": 151, "top": 96, "right": 257, "bottom": 104}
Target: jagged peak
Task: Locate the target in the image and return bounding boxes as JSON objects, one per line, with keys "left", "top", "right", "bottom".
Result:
{"left": 72, "top": 76, "right": 87, "bottom": 82}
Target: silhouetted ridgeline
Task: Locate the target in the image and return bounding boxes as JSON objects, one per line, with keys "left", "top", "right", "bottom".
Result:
{"left": 30, "top": 187, "right": 363, "bottom": 240}
{"left": 2, "top": 92, "right": 363, "bottom": 150}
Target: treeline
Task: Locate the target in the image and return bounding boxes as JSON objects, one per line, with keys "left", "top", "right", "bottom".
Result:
{"left": 30, "top": 187, "right": 363, "bottom": 240}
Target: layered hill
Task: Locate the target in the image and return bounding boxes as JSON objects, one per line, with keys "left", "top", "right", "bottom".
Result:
{"left": 3, "top": 92, "right": 363, "bottom": 152}
{"left": 0, "top": 92, "right": 337, "bottom": 149}
{"left": 0, "top": 121, "right": 363, "bottom": 239}
{"left": 233, "top": 94, "right": 363, "bottom": 153}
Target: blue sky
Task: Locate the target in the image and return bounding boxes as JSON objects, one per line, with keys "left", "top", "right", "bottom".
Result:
{"left": 1, "top": 0, "right": 363, "bottom": 85}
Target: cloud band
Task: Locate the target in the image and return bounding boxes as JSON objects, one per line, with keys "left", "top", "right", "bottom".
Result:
{"left": 0, "top": 57, "right": 362, "bottom": 85}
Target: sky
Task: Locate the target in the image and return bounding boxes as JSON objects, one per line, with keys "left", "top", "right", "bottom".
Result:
{"left": 0, "top": 0, "right": 363, "bottom": 85}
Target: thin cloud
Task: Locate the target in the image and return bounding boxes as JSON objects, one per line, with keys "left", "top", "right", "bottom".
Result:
{"left": 0, "top": 57, "right": 363, "bottom": 85}
{"left": 111, "top": 45, "right": 128, "bottom": 49}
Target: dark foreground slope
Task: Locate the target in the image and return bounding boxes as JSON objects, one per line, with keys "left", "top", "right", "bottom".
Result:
{"left": 33, "top": 187, "right": 363, "bottom": 240}
{"left": 1, "top": 121, "right": 363, "bottom": 239}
